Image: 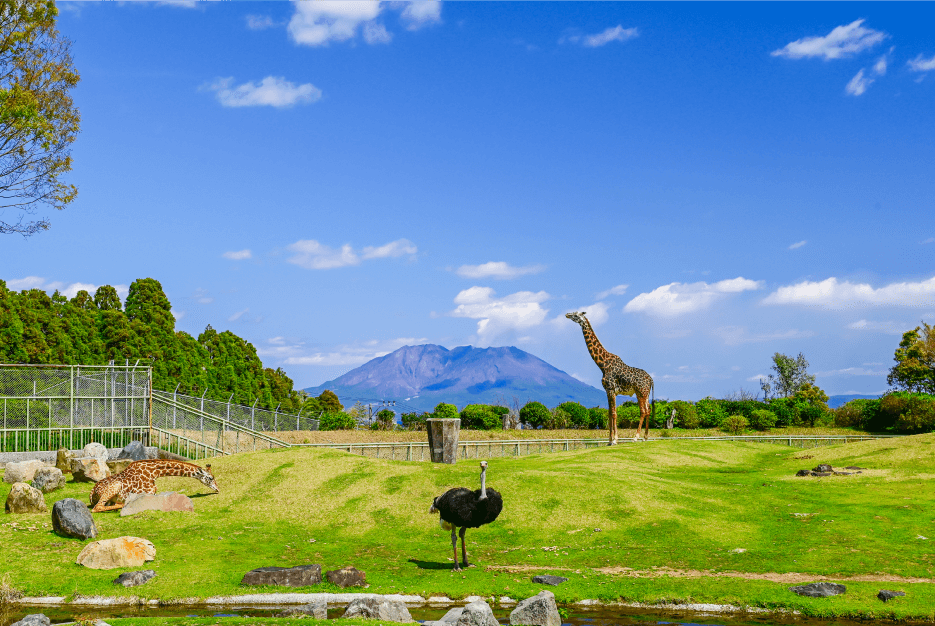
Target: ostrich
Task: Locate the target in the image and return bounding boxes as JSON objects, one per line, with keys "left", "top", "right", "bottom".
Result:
{"left": 429, "top": 460, "right": 503, "bottom": 572}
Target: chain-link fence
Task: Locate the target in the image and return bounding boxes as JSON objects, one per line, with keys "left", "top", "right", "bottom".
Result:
{"left": 152, "top": 390, "right": 320, "bottom": 433}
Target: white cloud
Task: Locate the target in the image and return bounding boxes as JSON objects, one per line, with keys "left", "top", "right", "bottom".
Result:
{"left": 228, "top": 308, "right": 249, "bottom": 322}
{"left": 450, "top": 286, "right": 550, "bottom": 340}
{"left": 287, "top": 238, "right": 416, "bottom": 269}
{"left": 156, "top": 0, "right": 197, "bottom": 8}
{"left": 192, "top": 288, "right": 213, "bottom": 305}
{"left": 908, "top": 53, "right": 935, "bottom": 72}
{"left": 747, "top": 374, "right": 769, "bottom": 382}
{"left": 624, "top": 277, "right": 763, "bottom": 317}
{"left": 923, "top": 237, "right": 935, "bottom": 245}
{"left": 712, "top": 326, "right": 816, "bottom": 346}
{"left": 270, "top": 336, "right": 427, "bottom": 366}
{"left": 204, "top": 76, "right": 322, "bottom": 108}
{"left": 361, "top": 238, "right": 417, "bottom": 259}
{"left": 816, "top": 367, "right": 888, "bottom": 377}
{"left": 762, "top": 276, "right": 935, "bottom": 308}
{"left": 847, "top": 319, "right": 911, "bottom": 334}
{"left": 171, "top": 309, "right": 185, "bottom": 321}
{"left": 363, "top": 21, "right": 392, "bottom": 44}
{"left": 845, "top": 68, "right": 872, "bottom": 96}
{"left": 455, "top": 261, "right": 546, "bottom": 280}
{"left": 596, "top": 284, "right": 628, "bottom": 300}
{"left": 6, "top": 276, "right": 46, "bottom": 291}
{"left": 583, "top": 25, "right": 638, "bottom": 47}
{"left": 246, "top": 15, "right": 277, "bottom": 30}
{"left": 222, "top": 249, "right": 252, "bottom": 260}
{"left": 288, "top": 1, "right": 383, "bottom": 46}
{"left": 5, "top": 277, "right": 129, "bottom": 301}
{"left": 401, "top": 1, "right": 442, "bottom": 30}
{"left": 873, "top": 54, "right": 888, "bottom": 76}
{"left": 771, "top": 19, "right": 886, "bottom": 60}
{"left": 789, "top": 240, "right": 807, "bottom": 250}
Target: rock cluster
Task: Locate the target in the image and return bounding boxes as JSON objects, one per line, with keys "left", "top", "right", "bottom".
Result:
{"left": 796, "top": 463, "right": 865, "bottom": 477}
{"left": 241, "top": 564, "right": 323, "bottom": 587}
{"left": 5, "top": 483, "right": 47, "bottom": 514}
{"left": 52, "top": 498, "right": 98, "bottom": 539}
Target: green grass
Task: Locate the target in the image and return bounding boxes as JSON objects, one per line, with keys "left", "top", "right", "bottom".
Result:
{"left": 3, "top": 435, "right": 935, "bottom": 620}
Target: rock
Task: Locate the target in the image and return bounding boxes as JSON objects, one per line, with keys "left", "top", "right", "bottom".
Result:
{"left": 457, "top": 600, "right": 499, "bottom": 626}
{"left": 789, "top": 582, "right": 846, "bottom": 597}
{"left": 845, "top": 466, "right": 866, "bottom": 470}
{"left": 76, "top": 536, "right": 156, "bottom": 569}
{"left": 531, "top": 575, "right": 568, "bottom": 586}
{"left": 120, "top": 492, "right": 194, "bottom": 517}
{"left": 107, "top": 459, "right": 134, "bottom": 475}
{"left": 437, "top": 608, "right": 465, "bottom": 624}
{"left": 795, "top": 469, "right": 813, "bottom": 477}
{"left": 325, "top": 565, "right": 366, "bottom": 588}
{"left": 510, "top": 590, "right": 561, "bottom": 626}
{"left": 70, "top": 457, "right": 110, "bottom": 483}
{"left": 5, "top": 482, "right": 48, "bottom": 514}
{"left": 878, "top": 589, "right": 905, "bottom": 602}
{"left": 241, "top": 564, "right": 322, "bottom": 587}
{"left": 277, "top": 601, "right": 328, "bottom": 619}
{"left": 813, "top": 464, "right": 832, "bottom": 473}
{"left": 56, "top": 448, "right": 74, "bottom": 473}
{"left": 10, "top": 614, "right": 51, "bottom": 626}
{"left": 342, "top": 597, "right": 414, "bottom": 622}
{"left": 114, "top": 570, "right": 157, "bottom": 587}
{"left": 3, "top": 460, "right": 46, "bottom": 484}
{"left": 83, "top": 442, "right": 109, "bottom": 460}
{"left": 52, "top": 498, "right": 98, "bottom": 539}
{"left": 116, "top": 440, "right": 147, "bottom": 461}
{"left": 32, "top": 467, "right": 66, "bottom": 493}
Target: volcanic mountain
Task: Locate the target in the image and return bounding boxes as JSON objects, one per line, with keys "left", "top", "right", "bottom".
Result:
{"left": 304, "top": 344, "right": 606, "bottom": 412}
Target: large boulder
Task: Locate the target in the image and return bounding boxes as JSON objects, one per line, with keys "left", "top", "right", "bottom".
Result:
{"left": 114, "top": 570, "right": 157, "bottom": 587}
{"left": 343, "top": 597, "right": 413, "bottom": 622}
{"left": 70, "top": 457, "right": 110, "bottom": 483}
{"left": 52, "top": 498, "right": 97, "bottom": 539}
{"left": 32, "top": 467, "right": 66, "bottom": 494}
{"left": 76, "top": 536, "right": 155, "bottom": 569}
{"left": 116, "top": 440, "right": 148, "bottom": 461}
{"left": 510, "top": 590, "right": 561, "bottom": 626}
{"left": 277, "top": 601, "right": 328, "bottom": 619}
{"left": 325, "top": 566, "right": 366, "bottom": 588}
{"left": 5, "top": 483, "right": 48, "bottom": 514}
{"left": 3, "top": 460, "right": 46, "bottom": 484}
{"left": 789, "top": 582, "right": 846, "bottom": 597}
{"left": 83, "top": 442, "right": 108, "bottom": 461}
{"left": 56, "top": 448, "right": 74, "bottom": 473}
{"left": 120, "top": 492, "right": 194, "bottom": 517}
{"left": 241, "top": 564, "right": 322, "bottom": 587}
{"left": 457, "top": 600, "right": 499, "bottom": 626}
{"left": 107, "top": 459, "right": 134, "bottom": 475}
{"left": 10, "top": 614, "right": 51, "bottom": 626}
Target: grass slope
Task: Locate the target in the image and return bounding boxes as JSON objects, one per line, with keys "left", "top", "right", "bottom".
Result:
{"left": 3, "top": 435, "right": 935, "bottom": 620}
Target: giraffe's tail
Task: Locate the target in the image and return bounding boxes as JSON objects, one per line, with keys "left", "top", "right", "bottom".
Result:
{"left": 649, "top": 383, "right": 655, "bottom": 439}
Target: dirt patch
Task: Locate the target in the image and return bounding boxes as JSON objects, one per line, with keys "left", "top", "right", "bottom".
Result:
{"left": 592, "top": 566, "right": 935, "bottom": 584}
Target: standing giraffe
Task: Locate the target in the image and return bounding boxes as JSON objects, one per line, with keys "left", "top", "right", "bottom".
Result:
{"left": 90, "top": 459, "right": 219, "bottom": 512}
{"left": 566, "top": 311, "right": 654, "bottom": 445}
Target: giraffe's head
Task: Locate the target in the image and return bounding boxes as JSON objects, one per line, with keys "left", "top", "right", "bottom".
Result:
{"left": 565, "top": 311, "right": 588, "bottom": 326}
{"left": 195, "top": 464, "right": 219, "bottom": 493}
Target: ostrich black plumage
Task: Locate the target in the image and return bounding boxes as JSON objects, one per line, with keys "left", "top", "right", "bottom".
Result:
{"left": 429, "top": 460, "right": 503, "bottom": 572}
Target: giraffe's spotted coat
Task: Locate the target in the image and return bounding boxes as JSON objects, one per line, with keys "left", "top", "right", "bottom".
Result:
{"left": 89, "top": 459, "right": 218, "bottom": 512}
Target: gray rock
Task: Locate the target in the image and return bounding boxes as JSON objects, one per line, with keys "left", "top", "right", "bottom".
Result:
{"left": 878, "top": 589, "right": 905, "bottom": 602}
{"left": 120, "top": 492, "right": 194, "bottom": 517}
{"left": 83, "top": 442, "right": 108, "bottom": 461}
{"left": 277, "top": 600, "right": 328, "bottom": 619}
{"left": 531, "top": 575, "right": 568, "bottom": 586}
{"left": 456, "top": 600, "right": 499, "bottom": 626}
{"left": 813, "top": 464, "right": 832, "bottom": 473}
{"left": 56, "top": 448, "right": 74, "bottom": 473}
{"left": 789, "top": 582, "right": 846, "bottom": 597}
{"left": 5, "top": 482, "right": 48, "bottom": 514}
{"left": 70, "top": 457, "right": 110, "bottom": 483}
{"left": 510, "top": 590, "right": 561, "bottom": 626}
{"left": 116, "top": 440, "right": 147, "bottom": 461}
{"left": 52, "top": 498, "right": 98, "bottom": 539}
{"left": 326, "top": 565, "right": 366, "bottom": 588}
{"left": 437, "top": 607, "right": 465, "bottom": 624}
{"left": 10, "top": 614, "right": 51, "bottom": 626}
{"left": 342, "top": 597, "right": 413, "bottom": 622}
{"left": 32, "top": 467, "right": 66, "bottom": 493}
{"left": 795, "top": 469, "right": 813, "bottom": 477}
{"left": 3, "top": 460, "right": 46, "bottom": 484}
{"left": 241, "top": 564, "right": 322, "bottom": 587}
{"left": 113, "top": 569, "right": 156, "bottom": 587}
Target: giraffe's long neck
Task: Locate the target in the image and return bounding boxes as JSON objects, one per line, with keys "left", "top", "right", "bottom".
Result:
{"left": 579, "top": 319, "right": 613, "bottom": 371}
{"left": 151, "top": 461, "right": 200, "bottom": 478}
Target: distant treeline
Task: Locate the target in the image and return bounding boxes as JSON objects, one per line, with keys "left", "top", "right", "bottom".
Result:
{"left": 0, "top": 277, "right": 332, "bottom": 414}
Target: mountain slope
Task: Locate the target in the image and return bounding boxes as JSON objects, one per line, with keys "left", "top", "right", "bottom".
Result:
{"left": 304, "top": 344, "right": 606, "bottom": 412}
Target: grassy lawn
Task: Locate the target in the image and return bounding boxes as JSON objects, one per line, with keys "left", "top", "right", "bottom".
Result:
{"left": 2, "top": 434, "right": 935, "bottom": 620}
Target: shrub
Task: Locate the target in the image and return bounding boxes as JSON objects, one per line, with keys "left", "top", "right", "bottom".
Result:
{"left": 520, "top": 401, "right": 550, "bottom": 428}
{"left": 556, "top": 402, "right": 589, "bottom": 428}
{"left": 695, "top": 398, "right": 727, "bottom": 428}
{"left": 768, "top": 397, "right": 800, "bottom": 427}
{"left": 748, "top": 409, "right": 776, "bottom": 431}
{"left": 401, "top": 412, "right": 427, "bottom": 430}
{"left": 670, "top": 400, "right": 699, "bottom": 429}
{"left": 547, "top": 407, "right": 571, "bottom": 429}
{"left": 649, "top": 400, "right": 670, "bottom": 429}
{"left": 374, "top": 409, "right": 396, "bottom": 430}
{"left": 588, "top": 407, "right": 608, "bottom": 429}
{"left": 433, "top": 403, "right": 459, "bottom": 420}
{"left": 833, "top": 401, "right": 865, "bottom": 428}
{"left": 719, "top": 399, "right": 768, "bottom": 420}
{"left": 616, "top": 404, "right": 640, "bottom": 428}
{"left": 319, "top": 411, "right": 356, "bottom": 431}
{"left": 798, "top": 404, "right": 823, "bottom": 427}
{"left": 460, "top": 404, "right": 501, "bottom": 430}
{"left": 721, "top": 414, "right": 748, "bottom": 435}
{"left": 490, "top": 406, "right": 510, "bottom": 417}
{"left": 890, "top": 394, "right": 935, "bottom": 433}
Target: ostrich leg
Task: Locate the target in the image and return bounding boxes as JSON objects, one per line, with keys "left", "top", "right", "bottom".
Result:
{"left": 451, "top": 527, "right": 461, "bottom": 572}
{"left": 459, "top": 526, "right": 470, "bottom": 568}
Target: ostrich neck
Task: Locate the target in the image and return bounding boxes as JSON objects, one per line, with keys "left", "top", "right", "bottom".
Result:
{"left": 480, "top": 468, "right": 487, "bottom": 500}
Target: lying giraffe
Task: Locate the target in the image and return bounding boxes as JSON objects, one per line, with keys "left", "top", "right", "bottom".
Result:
{"left": 90, "top": 459, "right": 219, "bottom": 513}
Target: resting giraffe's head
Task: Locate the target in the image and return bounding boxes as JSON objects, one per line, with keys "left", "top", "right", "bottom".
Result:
{"left": 195, "top": 464, "right": 219, "bottom": 492}
{"left": 565, "top": 311, "right": 588, "bottom": 326}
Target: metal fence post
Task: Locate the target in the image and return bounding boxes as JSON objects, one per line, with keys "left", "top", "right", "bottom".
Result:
{"left": 251, "top": 399, "right": 257, "bottom": 431}
{"left": 172, "top": 383, "right": 180, "bottom": 428}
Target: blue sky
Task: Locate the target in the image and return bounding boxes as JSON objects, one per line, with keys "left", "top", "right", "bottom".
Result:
{"left": 2, "top": 1, "right": 934, "bottom": 401}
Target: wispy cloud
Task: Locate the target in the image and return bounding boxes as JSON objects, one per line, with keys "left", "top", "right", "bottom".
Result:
{"left": 847, "top": 319, "right": 911, "bottom": 334}
{"left": 624, "top": 277, "right": 762, "bottom": 317}
{"left": 763, "top": 276, "right": 935, "bottom": 308}
{"left": 789, "top": 240, "right": 807, "bottom": 250}
{"left": 908, "top": 53, "right": 935, "bottom": 72}
{"left": 401, "top": 1, "right": 442, "bottom": 30}
{"left": 222, "top": 249, "right": 252, "bottom": 260}
{"left": 450, "top": 286, "right": 550, "bottom": 341}
{"left": 203, "top": 76, "right": 322, "bottom": 108}
{"left": 246, "top": 15, "right": 277, "bottom": 30}
{"left": 192, "top": 288, "right": 213, "bottom": 305}
{"left": 286, "top": 238, "right": 417, "bottom": 270}
{"left": 228, "top": 308, "right": 249, "bottom": 322}
{"left": 288, "top": 1, "right": 384, "bottom": 46}
{"left": 553, "top": 301, "right": 611, "bottom": 328}
{"left": 5, "top": 276, "right": 129, "bottom": 301}
{"left": 923, "top": 237, "right": 935, "bottom": 245}
{"left": 845, "top": 68, "right": 873, "bottom": 96}
{"left": 816, "top": 366, "right": 888, "bottom": 377}
{"left": 262, "top": 336, "right": 427, "bottom": 367}
{"left": 561, "top": 24, "right": 638, "bottom": 47}
{"left": 596, "top": 284, "right": 628, "bottom": 300}
{"left": 455, "top": 261, "right": 546, "bottom": 280}
{"left": 712, "top": 326, "right": 816, "bottom": 346}
{"left": 771, "top": 19, "right": 886, "bottom": 60}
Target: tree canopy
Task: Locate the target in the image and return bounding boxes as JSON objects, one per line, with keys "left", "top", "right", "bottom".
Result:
{"left": 759, "top": 352, "right": 815, "bottom": 399}
{"left": 888, "top": 322, "right": 935, "bottom": 394}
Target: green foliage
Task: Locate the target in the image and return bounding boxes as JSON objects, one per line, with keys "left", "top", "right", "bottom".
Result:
{"left": 587, "top": 406, "right": 608, "bottom": 429}
{"left": 695, "top": 397, "right": 727, "bottom": 428}
{"left": 432, "top": 402, "right": 459, "bottom": 420}
{"left": 400, "top": 412, "right": 427, "bottom": 431}
{"left": 459, "top": 404, "right": 501, "bottom": 430}
{"left": 318, "top": 389, "right": 343, "bottom": 413}
{"left": 793, "top": 382, "right": 830, "bottom": 410}
{"left": 720, "top": 414, "right": 748, "bottom": 434}
{"left": 374, "top": 408, "right": 396, "bottom": 430}
{"left": 556, "top": 401, "right": 589, "bottom": 428}
{"left": 760, "top": 352, "right": 815, "bottom": 399}
{"left": 748, "top": 409, "right": 777, "bottom": 431}
{"left": 834, "top": 398, "right": 882, "bottom": 429}
{"left": 616, "top": 403, "right": 640, "bottom": 427}
{"left": 318, "top": 411, "right": 357, "bottom": 431}
{"left": 888, "top": 323, "right": 935, "bottom": 394}
{"left": 879, "top": 392, "right": 935, "bottom": 433}
{"left": 519, "top": 401, "right": 550, "bottom": 428}
{"left": 670, "top": 400, "right": 699, "bottom": 429}
{"left": 767, "top": 397, "right": 800, "bottom": 427}
{"left": 547, "top": 406, "right": 570, "bottom": 429}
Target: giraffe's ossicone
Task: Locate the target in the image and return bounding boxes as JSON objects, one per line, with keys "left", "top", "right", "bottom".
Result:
{"left": 90, "top": 459, "right": 219, "bottom": 513}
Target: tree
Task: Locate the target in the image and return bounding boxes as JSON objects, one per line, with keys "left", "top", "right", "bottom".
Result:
{"left": 887, "top": 323, "right": 935, "bottom": 394}
{"left": 318, "top": 389, "right": 343, "bottom": 413}
{"left": 0, "top": 0, "right": 80, "bottom": 236}
{"left": 760, "top": 352, "right": 815, "bottom": 399}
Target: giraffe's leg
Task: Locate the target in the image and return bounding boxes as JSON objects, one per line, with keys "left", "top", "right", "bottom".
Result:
{"left": 639, "top": 393, "right": 650, "bottom": 441}
{"left": 459, "top": 527, "right": 471, "bottom": 568}
{"left": 451, "top": 527, "right": 461, "bottom": 572}
{"left": 605, "top": 388, "right": 618, "bottom": 445}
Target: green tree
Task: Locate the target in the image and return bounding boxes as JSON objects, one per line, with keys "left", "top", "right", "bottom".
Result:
{"left": 556, "top": 401, "right": 589, "bottom": 428}
{"left": 0, "top": 0, "right": 80, "bottom": 236}
{"left": 887, "top": 323, "right": 935, "bottom": 394}
{"left": 318, "top": 389, "right": 343, "bottom": 413}
{"left": 793, "top": 382, "right": 829, "bottom": 410}
{"left": 760, "top": 352, "right": 815, "bottom": 399}
{"left": 459, "top": 404, "right": 500, "bottom": 430}
{"left": 433, "top": 402, "right": 459, "bottom": 420}
{"left": 519, "top": 401, "right": 550, "bottom": 428}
